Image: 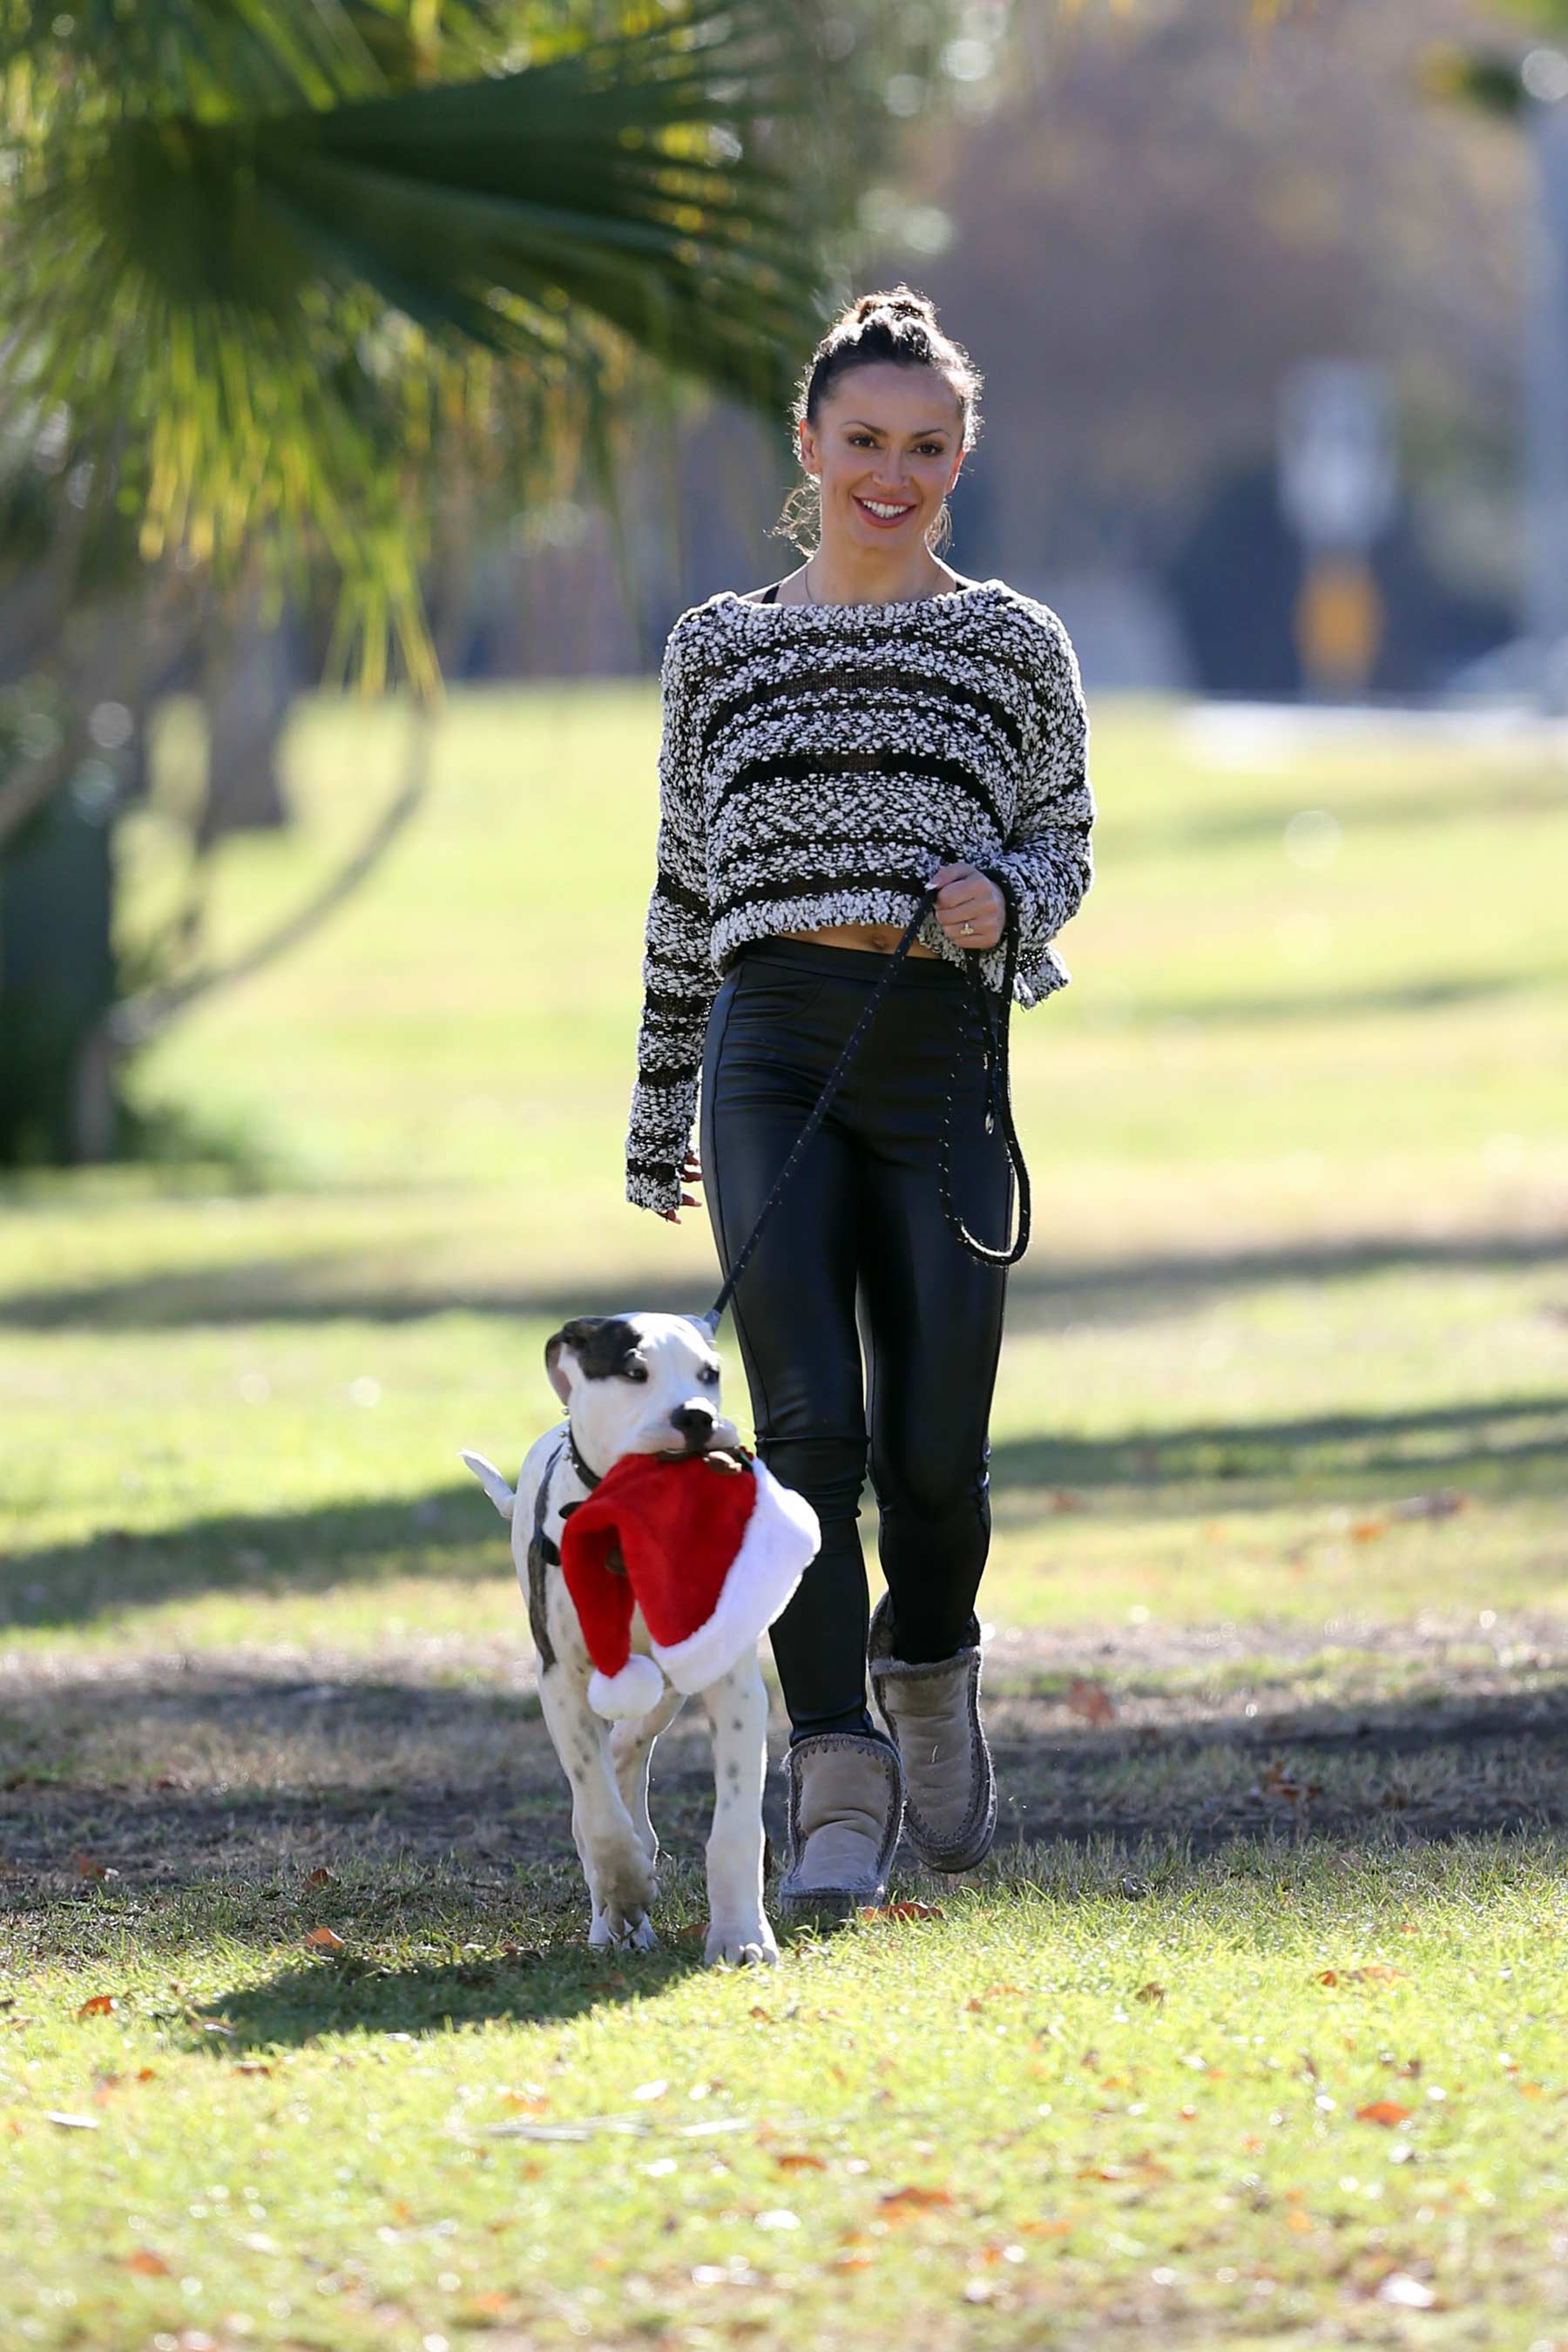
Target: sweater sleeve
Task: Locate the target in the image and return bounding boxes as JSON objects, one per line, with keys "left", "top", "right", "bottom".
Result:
{"left": 625, "top": 618, "right": 719, "bottom": 1214}
{"left": 973, "top": 607, "right": 1095, "bottom": 1007}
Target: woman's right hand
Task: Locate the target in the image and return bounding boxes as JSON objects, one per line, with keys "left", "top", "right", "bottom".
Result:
{"left": 660, "top": 1146, "right": 704, "bottom": 1222}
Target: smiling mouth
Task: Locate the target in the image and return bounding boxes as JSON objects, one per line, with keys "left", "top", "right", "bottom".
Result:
{"left": 855, "top": 496, "right": 915, "bottom": 524}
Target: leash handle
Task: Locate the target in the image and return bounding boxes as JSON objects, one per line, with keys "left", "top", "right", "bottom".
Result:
{"left": 934, "top": 875, "right": 1031, "bottom": 1268}
{"left": 705, "top": 882, "right": 1030, "bottom": 1328}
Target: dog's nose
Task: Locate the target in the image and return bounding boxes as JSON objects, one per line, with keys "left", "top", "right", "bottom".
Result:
{"left": 669, "top": 1404, "right": 716, "bottom": 1449}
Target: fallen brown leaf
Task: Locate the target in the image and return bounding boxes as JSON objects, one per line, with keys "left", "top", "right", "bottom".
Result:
{"left": 306, "top": 1868, "right": 334, "bottom": 1887}
{"left": 233, "top": 2063, "right": 272, "bottom": 2078}
{"left": 125, "top": 2250, "right": 170, "bottom": 2276}
{"left": 1135, "top": 1982, "right": 1166, "bottom": 2005}
{"left": 302, "top": 1926, "right": 345, "bottom": 1950}
{"left": 858, "top": 1901, "right": 943, "bottom": 1923}
{"left": 967, "top": 1983, "right": 1024, "bottom": 2010}
{"left": 880, "top": 2184, "right": 955, "bottom": 2215}
{"left": 1065, "top": 1677, "right": 1116, "bottom": 1727}
{"left": 76, "top": 1994, "right": 118, "bottom": 2019}
{"left": 775, "top": 2152, "right": 828, "bottom": 2172}
{"left": 1355, "top": 2099, "right": 1412, "bottom": 2128}
{"left": 72, "top": 1853, "right": 106, "bottom": 1881}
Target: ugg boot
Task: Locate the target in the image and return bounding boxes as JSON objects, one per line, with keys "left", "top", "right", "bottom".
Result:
{"left": 868, "top": 1592, "right": 997, "bottom": 1872}
{"left": 777, "top": 1731, "right": 904, "bottom": 1918}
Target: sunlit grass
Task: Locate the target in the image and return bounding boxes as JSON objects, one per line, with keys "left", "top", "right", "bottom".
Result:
{"left": 1, "top": 686, "right": 1565, "bottom": 2348}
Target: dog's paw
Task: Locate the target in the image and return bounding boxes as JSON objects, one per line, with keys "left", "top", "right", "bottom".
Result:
{"left": 704, "top": 1919, "right": 781, "bottom": 1968}
{"left": 590, "top": 1908, "right": 659, "bottom": 1952}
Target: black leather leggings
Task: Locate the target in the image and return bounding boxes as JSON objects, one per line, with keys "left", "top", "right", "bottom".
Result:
{"left": 699, "top": 934, "right": 1014, "bottom": 1739}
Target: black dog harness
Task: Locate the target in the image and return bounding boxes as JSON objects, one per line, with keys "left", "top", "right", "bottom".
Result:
{"left": 526, "top": 1424, "right": 612, "bottom": 1673}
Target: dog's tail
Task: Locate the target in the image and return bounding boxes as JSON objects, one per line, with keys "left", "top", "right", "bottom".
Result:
{"left": 459, "top": 1450, "right": 516, "bottom": 1521}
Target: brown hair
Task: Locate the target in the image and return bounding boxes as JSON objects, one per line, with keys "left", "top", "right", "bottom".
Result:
{"left": 770, "top": 285, "right": 984, "bottom": 558}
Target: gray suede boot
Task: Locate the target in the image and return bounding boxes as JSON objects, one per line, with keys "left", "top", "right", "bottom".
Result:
{"left": 777, "top": 1732, "right": 904, "bottom": 1919}
{"left": 868, "top": 1593, "right": 997, "bottom": 1872}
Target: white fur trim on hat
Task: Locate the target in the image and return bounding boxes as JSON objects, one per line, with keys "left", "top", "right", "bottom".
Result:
{"left": 587, "top": 1652, "right": 666, "bottom": 1720}
{"left": 651, "top": 1458, "right": 821, "bottom": 1694}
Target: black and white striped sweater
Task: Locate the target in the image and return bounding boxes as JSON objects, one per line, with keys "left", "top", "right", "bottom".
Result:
{"left": 625, "top": 577, "right": 1095, "bottom": 1215}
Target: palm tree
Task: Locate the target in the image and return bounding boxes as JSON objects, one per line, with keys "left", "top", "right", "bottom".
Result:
{"left": 0, "top": 0, "right": 965, "bottom": 1157}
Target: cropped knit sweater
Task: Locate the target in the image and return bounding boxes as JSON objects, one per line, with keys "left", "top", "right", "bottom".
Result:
{"left": 625, "top": 577, "right": 1095, "bottom": 1215}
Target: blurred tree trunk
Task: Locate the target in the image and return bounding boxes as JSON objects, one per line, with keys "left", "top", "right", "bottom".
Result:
{"left": 0, "top": 773, "right": 115, "bottom": 1164}
{"left": 197, "top": 569, "right": 295, "bottom": 844}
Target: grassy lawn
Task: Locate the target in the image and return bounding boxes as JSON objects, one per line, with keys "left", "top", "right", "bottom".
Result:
{"left": 1, "top": 682, "right": 1565, "bottom": 2349}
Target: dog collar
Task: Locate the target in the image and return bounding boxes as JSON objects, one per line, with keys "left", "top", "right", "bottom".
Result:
{"left": 565, "top": 1426, "right": 605, "bottom": 1491}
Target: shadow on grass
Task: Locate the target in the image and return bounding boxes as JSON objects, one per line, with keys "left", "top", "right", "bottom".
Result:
{"left": 204, "top": 1929, "right": 713, "bottom": 2052}
{"left": 3, "top": 1227, "right": 1565, "bottom": 1335}
{"left": 5, "top": 1390, "right": 1565, "bottom": 1634}
{"left": 3, "top": 1654, "right": 1567, "bottom": 1916}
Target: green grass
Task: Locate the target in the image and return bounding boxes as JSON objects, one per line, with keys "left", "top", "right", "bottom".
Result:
{"left": 5, "top": 1850, "right": 1567, "bottom": 2350}
{"left": 1, "top": 684, "right": 1565, "bottom": 2347}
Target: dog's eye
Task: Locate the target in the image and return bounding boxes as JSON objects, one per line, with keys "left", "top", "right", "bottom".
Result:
{"left": 622, "top": 1362, "right": 649, "bottom": 1382}
{"left": 698, "top": 1363, "right": 720, "bottom": 1385}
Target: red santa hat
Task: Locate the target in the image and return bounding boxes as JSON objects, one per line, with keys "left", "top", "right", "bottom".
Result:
{"left": 558, "top": 1446, "right": 821, "bottom": 1718}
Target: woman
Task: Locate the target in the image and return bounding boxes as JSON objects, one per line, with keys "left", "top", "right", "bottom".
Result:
{"left": 625, "top": 287, "right": 1095, "bottom": 1913}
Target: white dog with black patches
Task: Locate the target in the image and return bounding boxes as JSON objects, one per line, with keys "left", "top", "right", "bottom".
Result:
{"left": 462, "top": 1311, "right": 789, "bottom": 1968}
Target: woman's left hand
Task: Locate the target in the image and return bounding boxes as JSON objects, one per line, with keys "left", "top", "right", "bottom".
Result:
{"left": 930, "top": 860, "right": 1005, "bottom": 951}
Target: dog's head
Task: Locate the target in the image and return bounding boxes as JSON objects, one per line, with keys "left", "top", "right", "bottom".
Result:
{"left": 544, "top": 1312, "right": 740, "bottom": 1477}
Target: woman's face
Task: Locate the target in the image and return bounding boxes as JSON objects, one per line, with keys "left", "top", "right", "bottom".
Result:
{"left": 800, "top": 361, "right": 965, "bottom": 554}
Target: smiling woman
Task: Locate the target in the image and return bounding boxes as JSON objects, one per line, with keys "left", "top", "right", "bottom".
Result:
{"left": 624, "top": 284, "right": 1097, "bottom": 1923}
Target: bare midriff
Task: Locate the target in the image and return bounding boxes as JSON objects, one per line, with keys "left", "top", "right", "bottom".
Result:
{"left": 776, "top": 921, "right": 942, "bottom": 957}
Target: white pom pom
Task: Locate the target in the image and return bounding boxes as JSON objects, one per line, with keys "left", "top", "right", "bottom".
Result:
{"left": 587, "top": 1653, "right": 666, "bottom": 1720}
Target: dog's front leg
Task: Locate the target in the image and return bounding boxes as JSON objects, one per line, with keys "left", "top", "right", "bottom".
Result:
{"left": 536, "top": 1665, "right": 659, "bottom": 1950}
{"left": 610, "top": 1681, "right": 686, "bottom": 1869}
{"left": 699, "top": 1652, "right": 779, "bottom": 1967}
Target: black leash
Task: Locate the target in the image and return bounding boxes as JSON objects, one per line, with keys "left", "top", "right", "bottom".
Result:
{"left": 701, "top": 880, "right": 1031, "bottom": 1334}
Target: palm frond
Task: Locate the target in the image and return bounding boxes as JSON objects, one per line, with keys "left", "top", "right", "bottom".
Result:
{"left": 0, "top": 0, "right": 935, "bottom": 688}
{"left": 0, "top": 0, "right": 510, "bottom": 112}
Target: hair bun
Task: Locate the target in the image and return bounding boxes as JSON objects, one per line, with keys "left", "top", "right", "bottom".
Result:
{"left": 852, "top": 287, "right": 936, "bottom": 326}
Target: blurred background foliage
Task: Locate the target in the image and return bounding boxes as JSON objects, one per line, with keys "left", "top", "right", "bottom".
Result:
{"left": 0, "top": 0, "right": 977, "bottom": 1160}
{"left": 0, "top": 0, "right": 1564, "bottom": 1168}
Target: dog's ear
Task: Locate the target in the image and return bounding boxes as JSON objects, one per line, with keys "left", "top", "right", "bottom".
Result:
{"left": 544, "top": 1316, "right": 605, "bottom": 1407}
